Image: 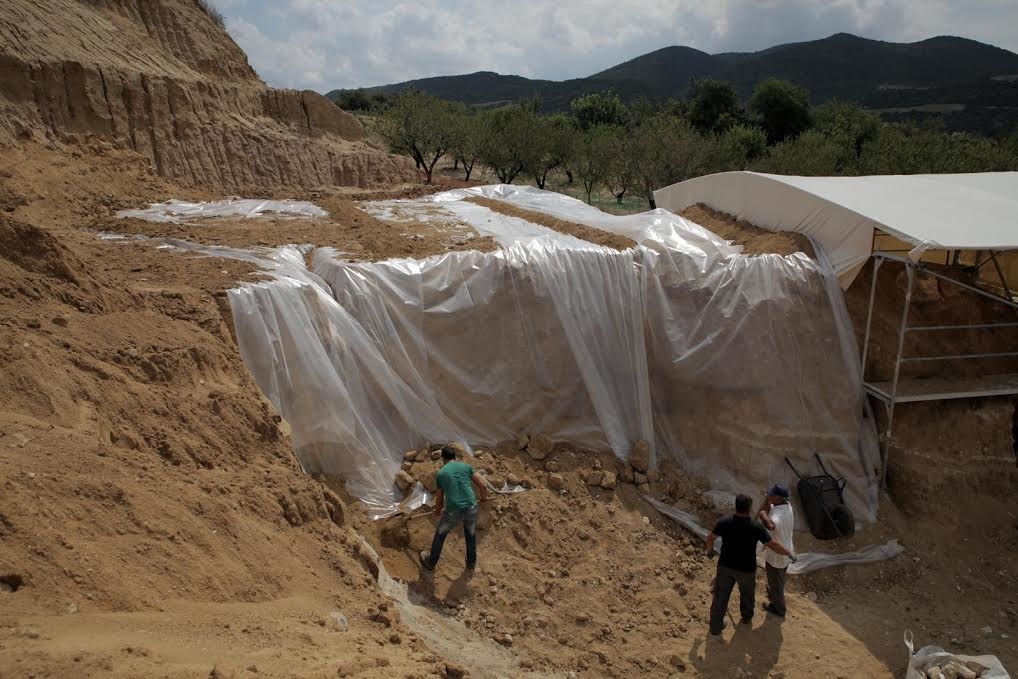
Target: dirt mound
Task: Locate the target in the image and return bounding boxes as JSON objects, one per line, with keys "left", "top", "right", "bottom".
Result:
{"left": 0, "top": 130, "right": 1015, "bottom": 675}
{"left": 105, "top": 194, "right": 499, "bottom": 261}
{"left": 0, "top": 0, "right": 416, "bottom": 189}
{"left": 467, "top": 196, "right": 638, "bottom": 250}
{"left": 0, "top": 215, "right": 85, "bottom": 283}
{"left": 681, "top": 204, "right": 816, "bottom": 257}
{"left": 0, "top": 151, "right": 446, "bottom": 676}
{"left": 346, "top": 443, "right": 1018, "bottom": 679}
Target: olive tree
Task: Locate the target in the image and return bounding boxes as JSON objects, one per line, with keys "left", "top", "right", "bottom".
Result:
{"left": 450, "top": 110, "right": 484, "bottom": 181}
{"left": 570, "top": 91, "right": 629, "bottom": 131}
{"left": 526, "top": 114, "right": 575, "bottom": 189}
{"left": 749, "top": 79, "right": 813, "bottom": 144}
{"left": 379, "top": 90, "right": 454, "bottom": 183}
{"left": 480, "top": 104, "right": 543, "bottom": 184}
{"left": 572, "top": 125, "right": 618, "bottom": 204}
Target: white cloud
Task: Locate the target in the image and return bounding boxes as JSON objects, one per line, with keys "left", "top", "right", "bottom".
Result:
{"left": 218, "top": 0, "right": 1018, "bottom": 91}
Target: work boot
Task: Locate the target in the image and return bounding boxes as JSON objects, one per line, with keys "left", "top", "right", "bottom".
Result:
{"left": 763, "top": 603, "right": 785, "bottom": 617}
{"left": 418, "top": 550, "right": 434, "bottom": 572}
{"left": 709, "top": 622, "right": 726, "bottom": 636}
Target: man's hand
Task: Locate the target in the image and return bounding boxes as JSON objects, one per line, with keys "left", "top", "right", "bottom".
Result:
{"left": 789, "top": 554, "right": 798, "bottom": 564}
{"left": 763, "top": 518, "right": 776, "bottom": 530}
{"left": 433, "top": 503, "right": 443, "bottom": 516}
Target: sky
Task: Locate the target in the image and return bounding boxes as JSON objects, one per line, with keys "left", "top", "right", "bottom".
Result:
{"left": 213, "top": 0, "right": 1018, "bottom": 92}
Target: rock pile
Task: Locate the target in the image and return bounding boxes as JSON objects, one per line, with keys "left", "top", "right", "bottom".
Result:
{"left": 392, "top": 436, "right": 668, "bottom": 502}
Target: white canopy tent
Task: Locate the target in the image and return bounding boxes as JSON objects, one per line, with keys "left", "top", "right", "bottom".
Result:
{"left": 654, "top": 171, "right": 1018, "bottom": 288}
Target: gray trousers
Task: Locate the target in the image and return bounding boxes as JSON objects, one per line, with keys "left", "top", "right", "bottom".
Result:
{"left": 709, "top": 564, "right": 756, "bottom": 633}
{"left": 765, "top": 563, "right": 787, "bottom": 616}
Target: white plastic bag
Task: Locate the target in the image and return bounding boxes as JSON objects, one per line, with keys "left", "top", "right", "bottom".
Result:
{"left": 905, "top": 630, "right": 1011, "bottom": 679}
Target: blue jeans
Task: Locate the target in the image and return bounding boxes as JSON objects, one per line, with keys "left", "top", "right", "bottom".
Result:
{"left": 427, "top": 505, "right": 478, "bottom": 568}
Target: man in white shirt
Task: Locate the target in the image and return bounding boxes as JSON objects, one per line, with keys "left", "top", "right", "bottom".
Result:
{"left": 758, "top": 484, "right": 794, "bottom": 617}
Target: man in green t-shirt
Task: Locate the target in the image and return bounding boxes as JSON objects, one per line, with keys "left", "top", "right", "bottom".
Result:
{"left": 419, "top": 445, "right": 490, "bottom": 572}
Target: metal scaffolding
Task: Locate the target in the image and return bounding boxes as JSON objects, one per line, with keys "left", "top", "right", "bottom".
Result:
{"left": 860, "top": 252, "right": 1018, "bottom": 487}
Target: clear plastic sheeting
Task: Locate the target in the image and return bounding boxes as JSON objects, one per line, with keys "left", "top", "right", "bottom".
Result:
{"left": 224, "top": 185, "right": 879, "bottom": 519}
{"left": 117, "top": 198, "right": 327, "bottom": 223}
{"left": 646, "top": 496, "right": 902, "bottom": 575}
{"left": 372, "top": 483, "right": 433, "bottom": 520}
{"left": 229, "top": 258, "right": 466, "bottom": 515}
{"left": 644, "top": 497, "right": 712, "bottom": 541}
{"left": 788, "top": 539, "right": 902, "bottom": 575}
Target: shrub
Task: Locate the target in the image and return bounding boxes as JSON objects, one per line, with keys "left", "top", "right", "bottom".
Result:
{"left": 197, "top": 0, "right": 226, "bottom": 30}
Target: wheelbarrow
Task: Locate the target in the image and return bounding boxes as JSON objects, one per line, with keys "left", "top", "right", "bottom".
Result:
{"left": 786, "top": 453, "right": 855, "bottom": 540}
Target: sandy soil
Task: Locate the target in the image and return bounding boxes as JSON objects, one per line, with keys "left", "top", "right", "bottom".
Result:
{"left": 681, "top": 204, "right": 816, "bottom": 258}
{"left": 0, "top": 141, "right": 453, "bottom": 678}
{"left": 345, "top": 446, "right": 1018, "bottom": 679}
{"left": 106, "top": 193, "right": 498, "bottom": 262}
{"left": 466, "top": 197, "right": 638, "bottom": 250}
{"left": 1, "top": 139, "right": 1016, "bottom": 678}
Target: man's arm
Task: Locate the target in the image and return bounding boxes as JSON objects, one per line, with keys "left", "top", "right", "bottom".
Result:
{"left": 705, "top": 532, "right": 718, "bottom": 555}
{"left": 433, "top": 489, "right": 444, "bottom": 515}
{"left": 757, "top": 499, "right": 776, "bottom": 530}
{"left": 764, "top": 539, "right": 796, "bottom": 561}
{"left": 471, "top": 472, "right": 490, "bottom": 502}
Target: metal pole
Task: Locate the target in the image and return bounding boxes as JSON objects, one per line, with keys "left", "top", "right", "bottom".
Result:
{"left": 900, "top": 350, "right": 1018, "bottom": 363}
{"left": 880, "top": 262, "right": 915, "bottom": 489}
{"left": 873, "top": 256, "right": 1018, "bottom": 311}
{"left": 907, "top": 321, "right": 1018, "bottom": 331}
{"left": 860, "top": 257, "right": 882, "bottom": 381}
{"left": 989, "top": 251, "right": 1014, "bottom": 303}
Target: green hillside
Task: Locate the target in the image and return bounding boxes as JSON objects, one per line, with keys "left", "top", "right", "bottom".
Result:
{"left": 326, "top": 33, "right": 1018, "bottom": 135}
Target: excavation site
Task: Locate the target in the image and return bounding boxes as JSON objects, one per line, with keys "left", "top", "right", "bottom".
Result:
{"left": 1, "top": 2, "right": 1016, "bottom": 678}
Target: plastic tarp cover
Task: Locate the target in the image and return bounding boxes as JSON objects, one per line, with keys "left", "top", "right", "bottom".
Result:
{"left": 653, "top": 171, "right": 1018, "bottom": 288}
{"left": 226, "top": 185, "right": 879, "bottom": 520}
{"left": 118, "top": 198, "right": 327, "bottom": 223}
{"left": 645, "top": 496, "right": 903, "bottom": 575}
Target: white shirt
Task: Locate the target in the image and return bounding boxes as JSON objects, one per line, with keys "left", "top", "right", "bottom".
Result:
{"left": 764, "top": 503, "right": 794, "bottom": 569}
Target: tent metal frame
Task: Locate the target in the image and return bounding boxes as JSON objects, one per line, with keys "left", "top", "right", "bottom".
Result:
{"left": 859, "top": 251, "right": 1018, "bottom": 488}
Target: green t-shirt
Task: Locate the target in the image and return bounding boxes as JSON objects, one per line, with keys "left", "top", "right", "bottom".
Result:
{"left": 435, "top": 461, "right": 477, "bottom": 512}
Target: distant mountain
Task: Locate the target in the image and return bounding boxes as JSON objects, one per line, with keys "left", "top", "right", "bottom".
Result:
{"left": 326, "top": 33, "right": 1018, "bottom": 135}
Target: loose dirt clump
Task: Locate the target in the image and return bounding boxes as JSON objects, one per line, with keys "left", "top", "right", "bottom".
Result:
{"left": 467, "top": 196, "right": 638, "bottom": 250}
{"left": 682, "top": 203, "right": 816, "bottom": 257}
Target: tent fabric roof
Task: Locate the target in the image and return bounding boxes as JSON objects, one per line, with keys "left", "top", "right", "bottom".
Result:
{"left": 654, "top": 171, "right": 1018, "bottom": 288}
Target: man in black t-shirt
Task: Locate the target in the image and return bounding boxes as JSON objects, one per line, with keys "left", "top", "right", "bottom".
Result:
{"left": 705, "top": 494, "right": 796, "bottom": 635}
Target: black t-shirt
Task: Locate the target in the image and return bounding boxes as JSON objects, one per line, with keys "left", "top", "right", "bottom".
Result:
{"left": 712, "top": 515, "right": 772, "bottom": 573}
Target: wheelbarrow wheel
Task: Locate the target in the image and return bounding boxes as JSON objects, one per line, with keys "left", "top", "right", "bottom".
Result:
{"left": 828, "top": 503, "right": 855, "bottom": 538}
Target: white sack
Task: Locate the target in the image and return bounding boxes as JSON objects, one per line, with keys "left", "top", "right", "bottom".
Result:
{"left": 905, "top": 631, "right": 1011, "bottom": 679}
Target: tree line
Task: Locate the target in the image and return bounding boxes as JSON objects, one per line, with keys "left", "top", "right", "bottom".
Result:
{"left": 364, "top": 79, "right": 1018, "bottom": 207}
